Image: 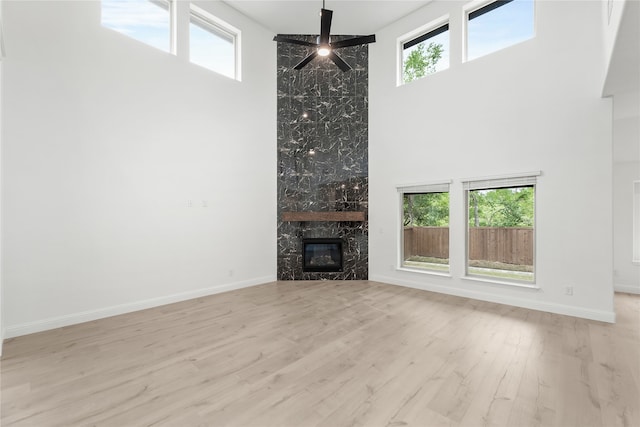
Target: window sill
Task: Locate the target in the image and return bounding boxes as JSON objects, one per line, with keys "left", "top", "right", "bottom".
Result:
{"left": 397, "top": 266, "right": 452, "bottom": 278}
{"left": 462, "top": 275, "right": 540, "bottom": 290}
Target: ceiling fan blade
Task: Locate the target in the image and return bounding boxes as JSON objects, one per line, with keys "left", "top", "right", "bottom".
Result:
{"left": 331, "top": 35, "right": 376, "bottom": 49}
{"left": 273, "top": 36, "right": 317, "bottom": 47}
{"left": 328, "top": 51, "right": 352, "bottom": 72}
{"left": 320, "top": 8, "right": 333, "bottom": 44}
{"left": 294, "top": 51, "right": 319, "bottom": 70}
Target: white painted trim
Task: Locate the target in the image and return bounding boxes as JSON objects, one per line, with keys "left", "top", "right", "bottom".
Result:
{"left": 633, "top": 181, "right": 640, "bottom": 263}
{"left": 462, "top": 0, "right": 537, "bottom": 63}
{"left": 0, "top": 20, "right": 5, "bottom": 59}
{"left": 460, "top": 170, "right": 542, "bottom": 186}
{"left": 614, "top": 284, "right": 640, "bottom": 295}
{"left": 370, "top": 274, "right": 616, "bottom": 323}
{"left": 4, "top": 276, "right": 276, "bottom": 339}
{"left": 396, "top": 180, "right": 452, "bottom": 193}
{"left": 462, "top": 274, "right": 540, "bottom": 290}
{"left": 189, "top": 3, "right": 241, "bottom": 81}
{"left": 396, "top": 13, "right": 450, "bottom": 86}
{"left": 0, "top": 5, "right": 5, "bottom": 60}
{"left": 397, "top": 267, "right": 451, "bottom": 278}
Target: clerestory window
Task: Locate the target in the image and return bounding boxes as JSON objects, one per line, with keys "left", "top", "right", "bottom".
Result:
{"left": 189, "top": 5, "right": 240, "bottom": 80}
{"left": 101, "top": 0, "right": 173, "bottom": 53}
{"left": 399, "top": 19, "right": 449, "bottom": 84}
{"left": 465, "top": 0, "right": 535, "bottom": 61}
{"left": 101, "top": 1, "right": 240, "bottom": 80}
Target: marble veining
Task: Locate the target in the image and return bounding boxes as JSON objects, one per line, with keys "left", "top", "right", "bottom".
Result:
{"left": 277, "top": 35, "right": 369, "bottom": 280}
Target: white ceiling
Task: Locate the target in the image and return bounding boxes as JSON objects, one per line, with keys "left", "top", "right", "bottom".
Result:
{"left": 222, "top": 0, "right": 433, "bottom": 35}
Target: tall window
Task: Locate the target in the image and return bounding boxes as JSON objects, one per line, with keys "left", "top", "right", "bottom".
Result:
{"left": 464, "top": 174, "right": 537, "bottom": 283}
{"left": 101, "top": 0, "right": 173, "bottom": 53}
{"left": 189, "top": 5, "right": 239, "bottom": 80}
{"left": 401, "top": 20, "right": 449, "bottom": 84}
{"left": 400, "top": 183, "right": 450, "bottom": 272}
{"left": 466, "top": 0, "right": 534, "bottom": 61}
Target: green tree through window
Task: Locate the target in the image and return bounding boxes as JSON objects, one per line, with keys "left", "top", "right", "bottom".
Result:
{"left": 467, "top": 185, "right": 535, "bottom": 282}
{"left": 402, "top": 191, "right": 450, "bottom": 272}
{"left": 468, "top": 187, "right": 534, "bottom": 228}
{"left": 403, "top": 42, "right": 444, "bottom": 83}
{"left": 404, "top": 192, "right": 449, "bottom": 227}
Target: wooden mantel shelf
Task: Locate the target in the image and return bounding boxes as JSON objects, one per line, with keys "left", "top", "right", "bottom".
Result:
{"left": 282, "top": 211, "right": 366, "bottom": 222}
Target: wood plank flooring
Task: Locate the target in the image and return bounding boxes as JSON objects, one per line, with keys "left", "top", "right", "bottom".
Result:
{"left": 1, "top": 281, "right": 638, "bottom": 426}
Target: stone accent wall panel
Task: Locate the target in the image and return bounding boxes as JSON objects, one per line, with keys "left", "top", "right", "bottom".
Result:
{"left": 276, "top": 35, "right": 369, "bottom": 280}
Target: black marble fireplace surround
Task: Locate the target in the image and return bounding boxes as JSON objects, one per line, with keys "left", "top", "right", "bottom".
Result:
{"left": 277, "top": 35, "right": 368, "bottom": 280}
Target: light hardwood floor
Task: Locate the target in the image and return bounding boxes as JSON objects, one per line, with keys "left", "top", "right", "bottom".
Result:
{"left": 1, "top": 281, "right": 638, "bottom": 426}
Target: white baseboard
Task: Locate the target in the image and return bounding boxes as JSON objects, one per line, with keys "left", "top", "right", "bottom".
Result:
{"left": 614, "top": 284, "right": 640, "bottom": 294}
{"left": 4, "top": 276, "right": 276, "bottom": 339}
{"left": 370, "top": 274, "right": 616, "bottom": 323}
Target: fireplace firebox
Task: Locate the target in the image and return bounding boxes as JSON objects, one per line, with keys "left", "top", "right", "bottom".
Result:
{"left": 302, "top": 238, "right": 343, "bottom": 272}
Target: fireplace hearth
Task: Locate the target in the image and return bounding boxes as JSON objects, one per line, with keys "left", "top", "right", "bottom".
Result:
{"left": 302, "top": 238, "right": 343, "bottom": 272}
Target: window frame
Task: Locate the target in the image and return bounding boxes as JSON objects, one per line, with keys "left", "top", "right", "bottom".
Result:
{"left": 0, "top": 10, "right": 5, "bottom": 59}
{"left": 462, "top": 172, "right": 540, "bottom": 287}
{"left": 463, "top": 0, "right": 536, "bottom": 63}
{"left": 633, "top": 180, "right": 640, "bottom": 265}
{"left": 101, "top": 0, "right": 176, "bottom": 54}
{"left": 189, "top": 4, "right": 241, "bottom": 81}
{"left": 397, "top": 15, "right": 450, "bottom": 86}
{"left": 397, "top": 181, "right": 452, "bottom": 276}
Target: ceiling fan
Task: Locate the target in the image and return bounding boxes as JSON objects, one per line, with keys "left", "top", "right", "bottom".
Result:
{"left": 273, "top": 1, "right": 376, "bottom": 72}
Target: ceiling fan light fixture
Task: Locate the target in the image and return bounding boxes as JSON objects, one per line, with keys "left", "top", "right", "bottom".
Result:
{"left": 273, "top": 1, "right": 376, "bottom": 72}
{"left": 317, "top": 45, "right": 331, "bottom": 56}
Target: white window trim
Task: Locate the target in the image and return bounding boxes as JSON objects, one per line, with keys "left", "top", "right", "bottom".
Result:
{"left": 397, "top": 180, "right": 452, "bottom": 194}
{"left": 462, "top": 275, "right": 539, "bottom": 289}
{"left": 462, "top": 0, "right": 537, "bottom": 63}
{"left": 460, "top": 170, "right": 542, "bottom": 187}
{"left": 189, "top": 4, "right": 242, "bottom": 81}
{"left": 633, "top": 180, "right": 640, "bottom": 265}
{"left": 462, "top": 171, "right": 540, "bottom": 286}
{"left": 169, "top": 0, "right": 177, "bottom": 54}
{"left": 396, "top": 14, "right": 449, "bottom": 86}
{"left": 148, "top": 0, "right": 175, "bottom": 54}
{"left": 462, "top": 0, "right": 492, "bottom": 62}
{"left": 0, "top": 16, "right": 5, "bottom": 59}
{"left": 102, "top": 0, "right": 175, "bottom": 54}
{"left": 397, "top": 180, "right": 452, "bottom": 275}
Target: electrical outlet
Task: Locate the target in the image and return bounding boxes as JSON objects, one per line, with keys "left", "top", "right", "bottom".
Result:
{"left": 564, "top": 286, "right": 573, "bottom": 296}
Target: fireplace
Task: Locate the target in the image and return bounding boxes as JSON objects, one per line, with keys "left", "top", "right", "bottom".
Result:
{"left": 302, "top": 238, "right": 343, "bottom": 272}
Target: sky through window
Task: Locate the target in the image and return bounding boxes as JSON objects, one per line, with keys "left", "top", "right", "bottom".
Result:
{"left": 467, "top": 0, "right": 535, "bottom": 61}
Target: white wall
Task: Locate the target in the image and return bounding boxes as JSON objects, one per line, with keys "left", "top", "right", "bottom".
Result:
{"left": 369, "top": 0, "right": 615, "bottom": 322}
{"left": 1, "top": 0, "right": 277, "bottom": 337}
{"left": 606, "top": 0, "right": 640, "bottom": 295}
{"left": 613, "top": 91, "right": 640, "bottom": 294}
{"left": 0, "top": 0, "right": 4, "bottom": 355}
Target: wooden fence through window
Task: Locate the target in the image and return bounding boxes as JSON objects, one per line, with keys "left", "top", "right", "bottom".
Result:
{"left": 404, "top": 226, "right": 533, "bottom": 266}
